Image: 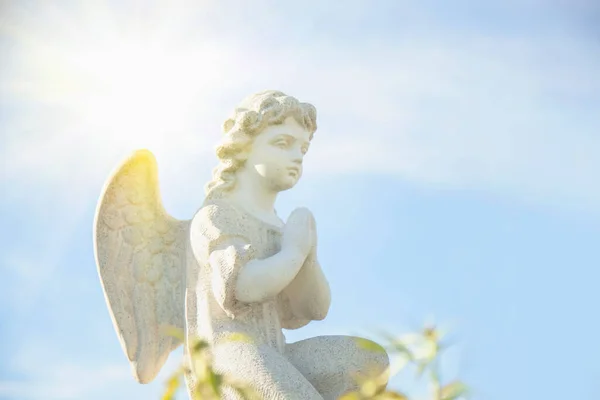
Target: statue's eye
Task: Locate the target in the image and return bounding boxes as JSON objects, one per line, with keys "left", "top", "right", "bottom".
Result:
{"left": 275, "top": 140, "right": 288, "bottom": 149}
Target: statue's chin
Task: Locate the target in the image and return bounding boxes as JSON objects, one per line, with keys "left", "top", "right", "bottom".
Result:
{"left": 271, "top": 177, "right": 298, "bottom": 192}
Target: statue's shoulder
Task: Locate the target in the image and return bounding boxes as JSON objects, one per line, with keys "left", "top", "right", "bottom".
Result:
{"left": 191, "top": 199, "right": 243, "bottom": 240}
{"left": 193, "top": 199, "right": 237, "bottom": 223}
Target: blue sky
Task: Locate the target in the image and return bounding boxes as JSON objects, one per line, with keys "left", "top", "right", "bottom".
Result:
{"left": 1, "top": 1, "right": 600, "bottom": 399}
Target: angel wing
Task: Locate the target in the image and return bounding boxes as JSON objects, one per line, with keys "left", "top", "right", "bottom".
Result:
{"left": 94, "top": 149, "right": 190, "bottom": 384}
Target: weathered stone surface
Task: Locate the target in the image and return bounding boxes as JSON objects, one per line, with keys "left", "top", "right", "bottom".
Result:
{"left": 95, "top": 90, "right": 389, "bottom": 399}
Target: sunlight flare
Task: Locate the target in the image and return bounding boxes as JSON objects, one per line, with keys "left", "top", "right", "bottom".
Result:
{"left": 3, "top": 2, "right": 227, "bottom": 156}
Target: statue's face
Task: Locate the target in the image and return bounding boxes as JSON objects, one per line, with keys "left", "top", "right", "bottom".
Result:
{"left": 244, "top": 116, "right": 311, "bottom": 192}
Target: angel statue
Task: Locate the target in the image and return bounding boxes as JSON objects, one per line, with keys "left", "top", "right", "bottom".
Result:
{"left": 94, "top": 90, "right": 389, "bottom": 399}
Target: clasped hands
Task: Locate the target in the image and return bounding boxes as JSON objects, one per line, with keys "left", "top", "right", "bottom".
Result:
{"left": 281, "top": 207, "right": 317, "bottom": 265}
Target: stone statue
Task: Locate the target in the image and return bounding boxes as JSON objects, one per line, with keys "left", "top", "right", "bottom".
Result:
{"left": 94, "top": 90, "right": 389, "bottom": 399}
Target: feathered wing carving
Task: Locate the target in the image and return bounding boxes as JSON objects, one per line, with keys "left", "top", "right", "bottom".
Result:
{"left": 94, "top": 149, "right": 189, "bottom": 384}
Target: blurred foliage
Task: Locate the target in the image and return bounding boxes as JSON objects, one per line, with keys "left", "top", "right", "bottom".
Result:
{"left": 161, "top": 328, "right": 260, "bottom": 400}
{"left": 161, "top": 324, "right": 468, "bottom": 400}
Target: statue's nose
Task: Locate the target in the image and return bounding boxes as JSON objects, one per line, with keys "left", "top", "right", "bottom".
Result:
{"left": 290, "top": 145, "right": 305, "bottom": 163}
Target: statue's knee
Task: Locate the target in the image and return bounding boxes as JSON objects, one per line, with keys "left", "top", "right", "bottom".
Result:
{"left": 373, "top": 348, "right": 390, "bottom": 374}
{"left": 359, "top": 339, "right": 389, "bottom": 377}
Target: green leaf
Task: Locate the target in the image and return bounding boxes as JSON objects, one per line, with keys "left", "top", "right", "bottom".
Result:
{"left": 416, "top": 360, "right": 429, "bottom": 378}
{"left": 360, "top": 378, "right": 379, "bottom": 397}
{"left": 422, "top": 325, "right": 439, "bottom": 343}
{"left": 192, "top": 339, "right": 209, "bottom": 353}
{"left": 161, "top": 373, "right": 180, "bottom": 400}
{"left": 161, "top": 325, "right": 185, "bottom": 342}
{"left": 221, "top": 332, "right": 253, "bottom": 343}
{"left": 388, "top": 341, "right": 415, "bottom": 361}
{"left": 231, "top": 385, "right": 261, "bottom": 400}
{"left": 338, "top": 392, "right": 362, "bottom": 400}
{"left": 376, "top": 330, "right": 414, "bottom": 360}
{"left": 375, "top": 391, "right": 409, "bottom": 400}
{"left": 441, "top": 380, "right": 469, "bottom": 400}
{"left": 207, "top": 370, "right": 223, "bottom": 396}
{"left": 356, "top": 337, "right": 387, "bottom": 353}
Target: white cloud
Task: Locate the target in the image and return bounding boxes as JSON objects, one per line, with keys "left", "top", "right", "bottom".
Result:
{"left": 1, "top": 1, "right": 599, "bottom": 217}
{"left": 1, "top": 336, "right": 130, "bottom": 399}
{"left": 1, "top": 336, "right": 185, "bottom": 400}
{"left": 0, "top": 364, "right": 130, "bottom": 400}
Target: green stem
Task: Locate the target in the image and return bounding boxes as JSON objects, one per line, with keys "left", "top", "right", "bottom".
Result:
{"left": 430, "top": 343, "right": 441, "bottom": 400}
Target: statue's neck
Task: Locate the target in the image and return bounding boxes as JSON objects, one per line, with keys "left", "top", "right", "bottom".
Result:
{"left": 228, "top": 171, "right": 280, "bottom": 226}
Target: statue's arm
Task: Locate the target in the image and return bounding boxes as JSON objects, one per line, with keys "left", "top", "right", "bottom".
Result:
{"left": 231, "top": 245, "right": 305, "bottom": 303}
{"left": 282, "top": 251, "right": 331, "bottom": 321}
{"left": 190, "top": 212, "right": 306, "bottom": 308}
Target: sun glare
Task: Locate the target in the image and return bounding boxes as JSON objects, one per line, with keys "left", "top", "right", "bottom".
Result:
{"left": 70, "top": 41, "right": 198, "bottom": 140}
{"left": 5, "top": 2, "right": 225, "bottom": 155}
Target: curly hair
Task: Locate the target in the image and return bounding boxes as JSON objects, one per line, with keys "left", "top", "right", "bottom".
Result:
{"left": 204, "top": 90, "right": 317, "bottom": 200}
